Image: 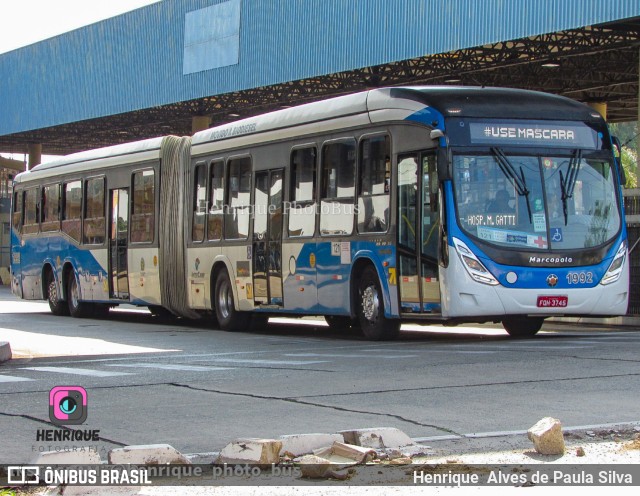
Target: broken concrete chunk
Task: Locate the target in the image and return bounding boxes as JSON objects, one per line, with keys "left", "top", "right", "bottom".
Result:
{"left": 215, "top": 438, "right": 282, "bottom": 466}
{"left": 527, "top": 417, "right": 565, "bottom": 455}
{"left": 108, "top": 444, "right": 191, "bottom": 465}
{"left": 340, "top": 427, "right": 415, "bottom": 449}
{"left": 279, "top": 433, "right": 344, "bottom": 456}
{"left": 313, "top": 441, "right": 376, "bottom": 464}
{"left": 297, "top": 454, "right": 348, "bottom": 480}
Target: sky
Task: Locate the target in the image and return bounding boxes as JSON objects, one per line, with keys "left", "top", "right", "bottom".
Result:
{"left": 0, "top": 0, "right": 161, "bottom": 163}
{"left": 0, "top": 0, "right": 161, "bottom": 55}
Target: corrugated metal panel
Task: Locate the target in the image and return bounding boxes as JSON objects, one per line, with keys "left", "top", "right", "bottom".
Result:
{"left": 1, "top": 0, "right": 639, "bottom": 135}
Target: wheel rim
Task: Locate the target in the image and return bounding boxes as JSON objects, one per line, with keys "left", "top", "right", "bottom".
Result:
{"left": 218, "top": 279, "right": 232, "bottom": 320}
{"left": 361, "top": 285, "right": 379, "bottom": 322}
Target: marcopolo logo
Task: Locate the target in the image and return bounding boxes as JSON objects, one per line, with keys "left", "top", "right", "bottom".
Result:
{"left": 49, "top": 386, "right": 88, "bottom": 425}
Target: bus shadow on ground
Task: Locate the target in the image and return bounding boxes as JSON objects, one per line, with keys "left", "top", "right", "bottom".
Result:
{"left": 103, "top": 309, "right": 601, "bottom": 344}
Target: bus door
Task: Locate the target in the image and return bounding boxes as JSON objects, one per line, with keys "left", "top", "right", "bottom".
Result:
{"left": 252, "top": 169, "right": 284, "bottom": 306}
{"left": 397, "top": 152, "right": 441, "bottom": 313}
{"left": 109, "top": 188, "right": 130, "bottom": 299}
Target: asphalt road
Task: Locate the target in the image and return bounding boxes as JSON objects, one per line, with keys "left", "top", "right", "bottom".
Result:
{"left": 1, "top": 286, "right": 639, "bottom": 464}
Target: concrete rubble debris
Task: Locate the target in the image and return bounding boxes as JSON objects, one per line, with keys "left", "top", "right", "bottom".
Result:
{"left": 340, "top": 426, "right": 433, "bottom": 458}
{"left": 279, "top": 433, "right": 343, "bottom": 457}
{"left": 340, "top": 427, "right": 414, "bottom": 449}
{"left": 0, "top": 341, "right": 11, "bottom": 363}
{"left": 527, "top": 417, "right": 566, "bottom": 455}
{"left": 108, "top": 444, "right": 191, "bottom": 465}
{"left": 313, "top": 441, "right": 376, "bottom": 464}
{"left": 215, "top": 438, "right": 282, "bottom": 466}
{"left": 297, "top": 454, "right": 349, "bottom": 480}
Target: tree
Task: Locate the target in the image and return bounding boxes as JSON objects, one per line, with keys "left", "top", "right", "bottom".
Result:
{"left": 621, "top": 146, "right": 637, "bottom": 189}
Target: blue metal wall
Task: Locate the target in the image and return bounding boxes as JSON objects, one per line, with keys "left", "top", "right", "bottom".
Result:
{"left": 1, "top": 0, "right": 639, "bottom": 135}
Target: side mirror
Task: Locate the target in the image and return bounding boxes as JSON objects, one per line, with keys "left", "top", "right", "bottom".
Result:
{"left": 611, "top": 136, "right": 627, "bottom": 186}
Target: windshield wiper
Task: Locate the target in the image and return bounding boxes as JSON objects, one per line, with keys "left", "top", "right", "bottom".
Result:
{"left": 559, "top": 149, "right": 582, "bottom": 226}
{"left": 491, "top": 147, "right": 532, "bottom": 222}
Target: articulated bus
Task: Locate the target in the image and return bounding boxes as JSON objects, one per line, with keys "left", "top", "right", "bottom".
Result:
{"left": 10, "top": 87, "right": 629, "bottom": 340}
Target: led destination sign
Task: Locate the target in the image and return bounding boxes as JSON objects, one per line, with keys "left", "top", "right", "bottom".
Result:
{"left": 468, "top": 122, "right": 598, "bottom": 149}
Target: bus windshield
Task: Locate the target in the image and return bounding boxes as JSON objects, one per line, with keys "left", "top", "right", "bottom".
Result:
{"left": 453, "top": 151, "right": 621, "bottom": 250}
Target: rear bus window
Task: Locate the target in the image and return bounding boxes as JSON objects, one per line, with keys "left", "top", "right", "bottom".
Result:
{"left": 12, "top": 190, "right": 23, "bottom": 232}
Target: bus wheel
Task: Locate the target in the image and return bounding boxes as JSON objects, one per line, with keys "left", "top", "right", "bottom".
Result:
{"left": 214, "top": 269, "right": 250, "bottom": 331}
{"left": 356, "top": 266, "right": 400, "bottom": 341}
{"left": 67, "top": 276, "right": 90, "bottom": 318}
{"left": 324, "top": 315, "right": 359, "bottom": 333}
{"left": 502, "top": 317, "right": 544, "bottom": 338}
{"left": 47, "top": 277, "right": 69, "bottom": 316}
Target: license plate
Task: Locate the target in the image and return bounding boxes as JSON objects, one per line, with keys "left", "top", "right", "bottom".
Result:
{"left": 537, "top": 296, "right": 568, "bottom": 308}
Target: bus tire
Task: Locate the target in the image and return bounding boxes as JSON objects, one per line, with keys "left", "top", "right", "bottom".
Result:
{"left": 214, "top": 269, "right": 251, "bottom": 331}
{"left": 324, "top": 315, "right": 359, "bottom": 333}
{"left": 67, "top": 276, "right": 91, "bottom": 318}
{"left": 47, "top": 277, "right": 69, "bottom": 316}
{"left": 356, "top": 266, "right": 400, "bottom": 341}
{"left": 502, "top": 317, "right": 544, "bottom": 338}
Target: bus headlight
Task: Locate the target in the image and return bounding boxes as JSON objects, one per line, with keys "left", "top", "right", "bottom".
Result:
{"left": 600, "top": 241, "right": 626, "bottom": 286}
{"left": 453, "top": 237, "right": 499, "bottom": 286}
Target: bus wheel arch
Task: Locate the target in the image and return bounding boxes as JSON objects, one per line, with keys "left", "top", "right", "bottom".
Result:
{"left": 211, "top": 263, "right": 250, "bottom": 331}
{"left": 351, "top": 260, "right": 400, "bottom": 341}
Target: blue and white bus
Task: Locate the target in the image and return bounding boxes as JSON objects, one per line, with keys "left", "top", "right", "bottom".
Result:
{"left": 10, "top": 87, "right": 629, "bottom": 340}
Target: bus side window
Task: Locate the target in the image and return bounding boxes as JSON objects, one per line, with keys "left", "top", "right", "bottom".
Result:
{"left": 288, "top": 147, "right": 317, "bottom": 237}
{"left": 84, "top": 177, "right": 105, "bottom": 245}
{"left": 23, "top": 188, "right": 39, "bottom": 234}
{"left": 192, "top": 163, "right": 206, "bottom": 242}
{"left": 12, "top": 190, "right": 23, "bottom": 234}
{"left": 225, "top": 157, "right": 251, "bottom": 240}
{"left": 207, "top": 161, "right": 224, "bottom": 241}
{"left": 358, "top": 135, "right": 390, "bottom": 233}
{"left": 131, "top": 170, "right": 155, "bottom": 243}
{"left": 320, "top": 140, "right": 356, "bottom": 236}
{"left": 41, "top": 183, "right": 61, "bottom": 232}
{"left": 62, "top": 180, "right": 82, "bottom": 243}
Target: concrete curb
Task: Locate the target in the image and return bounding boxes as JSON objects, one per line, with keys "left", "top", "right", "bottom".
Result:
{"left": 0, "top": 341, "right": 11, "bottom": 363}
